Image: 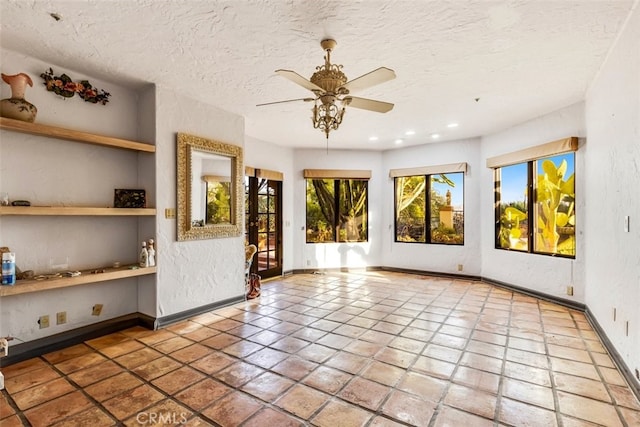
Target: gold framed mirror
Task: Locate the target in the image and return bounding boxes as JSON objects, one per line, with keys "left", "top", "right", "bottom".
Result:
{"left": 177, "top": 133, "right": 243, "bottom": 241}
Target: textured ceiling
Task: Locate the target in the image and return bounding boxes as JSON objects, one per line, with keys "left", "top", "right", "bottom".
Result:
{"left": 0, "top": 0, "right": 635, "bottom": 150}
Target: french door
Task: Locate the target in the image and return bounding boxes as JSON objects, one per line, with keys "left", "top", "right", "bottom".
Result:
{"left": 245, "top": 174, "right": 282, "bottom": 279}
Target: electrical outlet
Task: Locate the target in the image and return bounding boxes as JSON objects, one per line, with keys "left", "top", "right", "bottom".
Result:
{"left": 38, "top": 315, "right": 50, "bottom": 329}
{"left": 56, "top": 311, "right": 67, "bottom": 325}
{"left": 566, "top": 286, "right": 574, "bottom": 296}
{"left": 92, "top": 304, "right": 103, "bottom": 316}
{"left": 457, "top": 264, "right": 463, "bottom": 272}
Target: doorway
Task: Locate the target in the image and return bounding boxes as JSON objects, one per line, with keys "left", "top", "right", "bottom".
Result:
{"left": 245, "top": 174, "right": 282, "bottom": 279}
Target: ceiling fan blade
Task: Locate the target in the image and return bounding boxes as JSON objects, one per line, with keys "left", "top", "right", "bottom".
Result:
{"left": 275, "top": 69, "right": 324, "bottom": 93}
{"left": 256, "top": 98, "right": 315, "bottom": 107}
{"left": 345, "top": 96, "right": 394, "bottom": 113}
{"left": 340, "top": 67, "right": 396, "bottom": 93}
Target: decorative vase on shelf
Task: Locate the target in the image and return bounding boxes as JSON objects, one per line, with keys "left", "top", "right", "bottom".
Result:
{"left": 0, "top": 73, "right": 38, "bottom": 123}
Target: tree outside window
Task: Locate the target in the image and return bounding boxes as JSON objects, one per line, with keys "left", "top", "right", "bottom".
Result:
{"left": 395, "top": 172, "right": 464, "bottom": 245}
{"left": 206, "top": 181, "right": 231, "bottom": 224}
{"left": 306, "top": 179, "right": 368, "bottom": 243}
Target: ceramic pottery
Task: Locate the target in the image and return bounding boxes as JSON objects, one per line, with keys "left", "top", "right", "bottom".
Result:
{"left": 0, "top": 73, "right": 38, "bottom": 122}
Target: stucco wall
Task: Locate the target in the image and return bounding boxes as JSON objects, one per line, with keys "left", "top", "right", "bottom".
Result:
{"left": 244, "top": 136, "right": 295, "bottom": 274}
{"left": 153, "top": 85, "right": 245, "bottom": 318}
{"left": 584, "top": 4, "right": 640, "bottom": 385}
{"left": 381, "top": 138, "right": 482, "bottom": 275}
{"left": 0, "top": 48, "right": 146, "bottom": 341}
{"left": 479, "top": 102, "right": 586, "bottom": 301}
{"left": 293, "top": 149, "right": 384, "bottom": 270}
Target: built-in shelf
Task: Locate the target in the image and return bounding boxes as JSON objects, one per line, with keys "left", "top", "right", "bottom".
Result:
{"left": 0, "top": 265, "right": 157, "bottom": 297}
{"left": 0, "top": 206, "right": 156, "bottom": 216}
{"left": 0, "top": 117, "right": 155, "bottom": 153}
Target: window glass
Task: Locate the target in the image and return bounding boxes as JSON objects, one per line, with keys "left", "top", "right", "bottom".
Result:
{"left": 206, "top": 181, "right": 231, "bottom": 224}
{"left": 338, "top": 180, "right": 368, "bottom": 242}
{"left": 534, "top": 153, "right": 575, "bottom": 256}
{"left": 306, "top": 179, "right": 368, "bottom": 243}
{"left": 395, "top": 176, "right": 426, "bottom": 242}
{"left": 306, "top": 179, "right": 336, "bottom": 243}
{"left": 495, "top": 152, "right": 575, "bottom": 258}
{"left": 394, "top": 173, "right": 464, "bottom": 245}
{"left": 431, "top": 173, "right": 464, "bottom": 244}
{"left": 497, "top": 163, "right": 528, "bottom": 251}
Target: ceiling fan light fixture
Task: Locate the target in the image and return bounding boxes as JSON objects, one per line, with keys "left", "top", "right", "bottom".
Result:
{"left": 312, "top": 99, "right": 346, "bottom": 139}
{"left": 260, "top": 39, "right": 395, "bottom": 142}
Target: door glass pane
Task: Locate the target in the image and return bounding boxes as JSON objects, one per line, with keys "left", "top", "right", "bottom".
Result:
{"left": 258, "top": 232, "right": 267, "bottom": 252}
{"left": 258, "top": 195, "right": 268, "bottom": 213}
{"left": 258, "top": 214, "right": 268, "bottom": 232}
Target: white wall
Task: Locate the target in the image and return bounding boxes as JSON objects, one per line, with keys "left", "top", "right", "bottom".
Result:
{"left": 381, "top": 138, "right": 482, "bottom": 275}
{"left": 153, "top": 85, "right": 245, "bottom": 318}
{"left": 244, "top": 136, "right": 295, "bottom": 274}
{"left": 479, "top": 102, "right": 586, "bottom": 301}
{"left": 584, "top": 4, "right": 639, "bottom": 385}
{"left": 0, "top": 48, "right": 146, "bottom": 341}
{"left": 293, "top": 149, "right": 383, "bottom": 270}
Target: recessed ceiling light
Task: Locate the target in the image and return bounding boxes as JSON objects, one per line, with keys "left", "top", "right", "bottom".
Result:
{"left": 369, "top": 136, "right": 378, "bottom": 141}
{"left": 405, "top": 130, "right": 415, "bottom": 136}
{"left": 431, "top": 134, "right": 440, "bottom": 139}
{"left": 447, "top": 123, "right": 459, "bottom": 128}
{"left": 395, "top": 139, "right": 403, "bottom": 144}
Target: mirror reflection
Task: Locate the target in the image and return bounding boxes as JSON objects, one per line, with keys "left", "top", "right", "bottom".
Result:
{"left": 191, "top": 152, "right": 232, "bottom": 226}
{"left": 177, "top": 133, "right": 243, "bottom": 241}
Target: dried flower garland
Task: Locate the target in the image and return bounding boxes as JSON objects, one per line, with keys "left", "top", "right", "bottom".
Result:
{"left": 40, "top": 68, "right": 111, "bottom": 105}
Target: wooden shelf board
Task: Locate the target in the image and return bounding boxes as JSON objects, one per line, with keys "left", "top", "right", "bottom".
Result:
{"left": 0, "top": 117, "right": 155, "bottom": 153}
{"left": 0, "top": 265, "right": 157, "bottom": 297}
{"left": 0, "top": 206, "right": 156, "bottom": 216}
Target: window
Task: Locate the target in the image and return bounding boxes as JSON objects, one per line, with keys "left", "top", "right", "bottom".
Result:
{"left": 206, "top": 181, "right": 231, "bottom": 224}
{"left": 395, "top": 172, "right": 464, "bottom": 245}
{"left": 306, "top": 178, "right": 368, "bottom": 243}
{"left": 494, "top": 150, "right": 576, "bottom": 258}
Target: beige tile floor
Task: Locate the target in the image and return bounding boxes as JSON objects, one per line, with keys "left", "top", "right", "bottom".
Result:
{"left": 1, "top": 271, "right": 639, "bottom": 426}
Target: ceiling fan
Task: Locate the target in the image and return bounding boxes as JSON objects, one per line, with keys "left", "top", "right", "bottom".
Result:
{"left": 257, "top": 39, "right": 396, "bottom": 140}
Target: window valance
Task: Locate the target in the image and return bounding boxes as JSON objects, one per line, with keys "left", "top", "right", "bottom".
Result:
{"left": 202, "top": 175, "right": 230, "bottom": 183}
{"left": 245, "top": 166, "right": 284, "bottom": 181}
{"left": 388, "top": 162, "right": 467, "bottom": 178}
{"left": 304, "top": 169, "right": 371, "bottom": 179}
{"left": 486, "top": 137, "right": 578, "bottom": 169}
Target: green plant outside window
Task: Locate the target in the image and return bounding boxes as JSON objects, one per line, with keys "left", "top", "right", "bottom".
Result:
{"left": 496, "top": 153, "right": 575, "bottom": 257}
{"left": 206, "top": 181, "right": 232, "bottom": 224}
{"left": 394, "top": 173, "right": 464, "bottom": 245}
{"left": 306, "top": 179, "right": 368, "bottom": 243}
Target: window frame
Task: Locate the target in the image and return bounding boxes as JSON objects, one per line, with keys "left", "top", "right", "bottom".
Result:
{"left": 305, "top": 178, "right": 369, "bottom": 243}
{"left": 393, "top": 172, "right": 465, "bottom": 246}
{"left": 487, "top": 142, "right": 578, "bottom": 259}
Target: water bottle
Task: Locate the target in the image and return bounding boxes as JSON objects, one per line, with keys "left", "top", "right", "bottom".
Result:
{"left": 2, "top": 252, "right": 16, "bottom": 285}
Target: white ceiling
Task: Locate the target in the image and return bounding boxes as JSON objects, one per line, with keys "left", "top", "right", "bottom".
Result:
{"left": 0, "top": 1, "right": 635, "bottom": 150}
